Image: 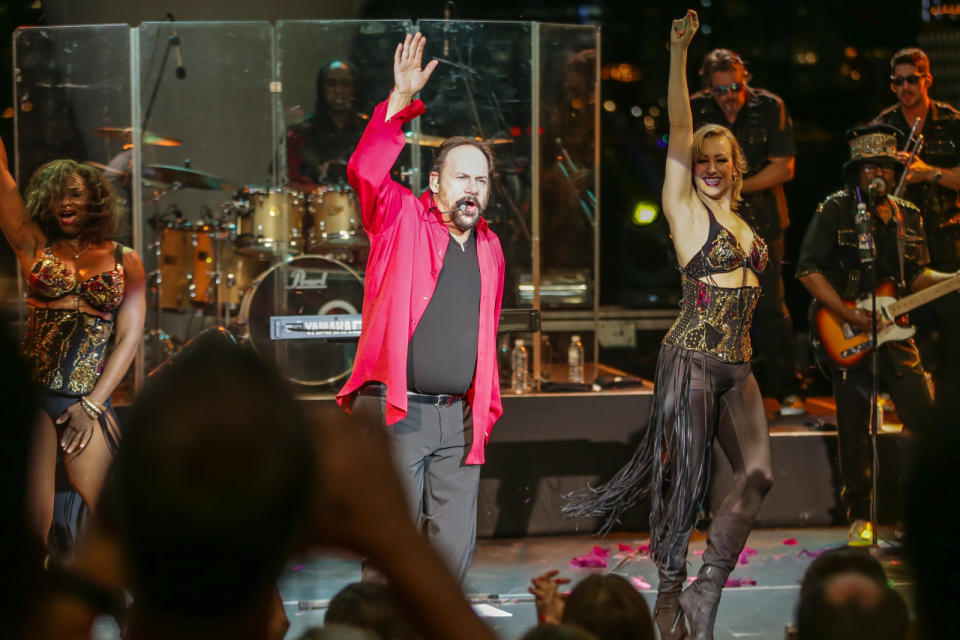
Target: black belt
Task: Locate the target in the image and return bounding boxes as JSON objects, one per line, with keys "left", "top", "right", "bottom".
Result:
{"left": 358, "top": 383, "right": 465, "bottom": 408}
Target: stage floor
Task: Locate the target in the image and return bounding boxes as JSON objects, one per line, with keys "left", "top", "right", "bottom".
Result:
{"left": 277, "top": 527, "right": 913, "bottom": 640}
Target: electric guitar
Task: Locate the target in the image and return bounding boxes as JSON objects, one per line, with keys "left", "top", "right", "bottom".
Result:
{"left": 813, "top": 274, "right": 960, "bottom": 368}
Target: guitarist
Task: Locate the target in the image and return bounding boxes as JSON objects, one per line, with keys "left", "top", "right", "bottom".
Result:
{"left": 796, "top": 124, "right": 959, "bottom": 542}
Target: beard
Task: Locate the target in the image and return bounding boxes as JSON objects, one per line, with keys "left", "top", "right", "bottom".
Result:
{"left": 439, "top": 192, "right": 486, "bottom": 232}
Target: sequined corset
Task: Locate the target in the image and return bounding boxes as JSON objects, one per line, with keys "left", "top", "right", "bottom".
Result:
{"left": 22, "top": 307, "right": 114, "bottom": 394}
{"left": 682, "top": 204, "right": 768, "bottom": 280}
{"left": 29, "top": 244, "right": 125, "bottom": 312}
{"left": 662, "top": 274, "right": 762, "bottom": 363}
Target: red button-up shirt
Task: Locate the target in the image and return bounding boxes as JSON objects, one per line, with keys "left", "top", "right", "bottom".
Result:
{"left": 336, "top": 97, "right": 505, "bottom": 465}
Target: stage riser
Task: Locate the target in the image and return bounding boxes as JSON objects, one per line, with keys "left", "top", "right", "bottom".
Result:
{"left": 115, "top": 395, "right": 906, "bottom": 537}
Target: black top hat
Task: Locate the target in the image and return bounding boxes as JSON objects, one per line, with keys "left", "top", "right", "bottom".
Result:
{"left": 841, "top": 122, "right": 904, "bottom": 179}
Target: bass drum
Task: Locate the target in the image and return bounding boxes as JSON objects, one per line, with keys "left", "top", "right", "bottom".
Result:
{"left": 238, "top": 255, "right": 364, "bottom": 386}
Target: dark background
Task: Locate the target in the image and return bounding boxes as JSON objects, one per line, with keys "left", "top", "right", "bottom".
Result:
{"left": 1, "top": 0, "right": 957, "bottom": 336}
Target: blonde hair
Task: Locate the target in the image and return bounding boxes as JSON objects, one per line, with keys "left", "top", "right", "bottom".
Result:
{"left": 691, "top": 123, "right": 747, "bottom": 210}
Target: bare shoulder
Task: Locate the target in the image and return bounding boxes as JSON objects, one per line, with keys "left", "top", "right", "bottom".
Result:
{"left": 120, "top": 245, "right": 145, "bottom": 273}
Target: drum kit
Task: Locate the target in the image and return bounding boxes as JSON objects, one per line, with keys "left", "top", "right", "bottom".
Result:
{"left": 92, "top": 127, "right": 368, "bottom": 386}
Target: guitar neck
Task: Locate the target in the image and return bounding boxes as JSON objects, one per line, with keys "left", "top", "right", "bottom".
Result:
{"left": 888, "top": 274, "right": 960, "bottom": 316}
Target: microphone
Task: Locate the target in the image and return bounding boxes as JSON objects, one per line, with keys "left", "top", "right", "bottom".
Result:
{"left": 867, "top": 177, "right": 886, "bottom": 201}
{"left": 855, "top": 200, "right": 875, "bottom": 264}
{"left": 439, "top": 202, "right": 467, "bottom": 215}
{"left": 171, "top": 29, "right": 186, "bottom": 79}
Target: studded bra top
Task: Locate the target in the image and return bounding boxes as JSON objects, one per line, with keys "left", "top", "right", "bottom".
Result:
{"left": 22, "top": 243, "right": 126, "bottom": 395}
{"left": 681, "top": 203, "right": 769, "bottom": 280}
{"left": 662, "top": 204, "right": 767, "bottom": 363}
{"left": 28, "top": 243, "right": 126, "bottom": 312}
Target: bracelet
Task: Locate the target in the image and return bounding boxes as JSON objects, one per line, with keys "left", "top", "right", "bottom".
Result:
{"left": 80, "top": 396, "right": 103, "bottom": 420}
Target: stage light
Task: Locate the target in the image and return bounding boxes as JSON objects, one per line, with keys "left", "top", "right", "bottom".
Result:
{"left": 603, "top": 100, "right": 617, "bottom": 112}
{"left": 632, "top": 201, "right": 659, "bottom": 225}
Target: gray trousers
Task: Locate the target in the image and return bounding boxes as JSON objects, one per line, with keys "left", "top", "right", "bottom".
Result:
{"left": 352, "top": 390, "right": 481, "bottom": 585}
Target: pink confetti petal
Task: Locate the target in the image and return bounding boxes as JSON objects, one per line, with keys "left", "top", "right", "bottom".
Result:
{"left": 569, "top": 546, "right": 611, "bottom": 568}
{"left": 737, "top": 547, "right": 758, "bottom": 566}
{"left": 724, "top": 577, "right": 757, "bottom": 587}
{"left": 292, "top": 564, "right": 306, "bottom": 571}
{"left": 772, "top": 553, "right": 788, "bottom": 560}
{"left": 630, "top": 575, "right": 652, "bottom": 590}
{"left": 618, "top": 543, "right": 634, "bottom": 552}
{"left": 694, "top": 548, "right": 705, "bottom": 556}
{"left": 782, "top": 538, "right": 798, "bottom": 546}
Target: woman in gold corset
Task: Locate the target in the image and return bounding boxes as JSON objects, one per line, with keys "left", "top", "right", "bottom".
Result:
{"left": 564, "top": 11, "right": 773, "bottom": 640}
{"left": 0, "top": 142, "right": 145, "bottom": 548}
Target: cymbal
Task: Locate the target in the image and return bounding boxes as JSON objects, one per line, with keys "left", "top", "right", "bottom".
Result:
{"left": 404, "top": 131, "right": 446, "bottom": 147}
{"left": 93, "top": 126, "right": 183, "bottom": 147}
{"left": 403, "top": 131, "right": 515, "bottom": 147}
{"left": 85, "top": 160, "right": 128, "bottom": 176}
{"left": 142, "top": 164, "right": 239, "bottom": 192}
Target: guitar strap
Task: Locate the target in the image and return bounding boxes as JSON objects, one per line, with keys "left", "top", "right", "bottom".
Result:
{"left": 890, "top": 198, "right": 907, "bottom": 290}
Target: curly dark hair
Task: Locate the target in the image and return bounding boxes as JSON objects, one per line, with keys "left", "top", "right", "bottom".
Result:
{"left": 24, "top": 159, "right": 121, "bottom": 244}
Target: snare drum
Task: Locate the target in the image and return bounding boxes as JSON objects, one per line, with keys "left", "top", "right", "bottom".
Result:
{"left": 305, "top": 185, "right": 362, "bottom": 249}
{"left": 232, "top": 187, "right": 304, "bottom": 256}
{"left": 237, "top": 255, "right": 364, "bottom": 385}
{"left": 160, "top": 222, "right": 265, "bottom": 309}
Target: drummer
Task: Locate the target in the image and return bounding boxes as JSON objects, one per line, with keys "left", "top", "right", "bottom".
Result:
{"left": 286, "top": 59, "right": 367, "bottom": 190}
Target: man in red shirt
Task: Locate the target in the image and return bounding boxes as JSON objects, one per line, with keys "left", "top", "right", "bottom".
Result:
{"left": 337, "top": 32, "right": 505, "bottom": 584}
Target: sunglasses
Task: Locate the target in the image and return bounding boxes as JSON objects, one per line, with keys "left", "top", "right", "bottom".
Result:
{"left": 711, "top": 82, "right": 743, "bottom": 96}
{"left": 890, "top": 73, "right": 925, "bottom": 86}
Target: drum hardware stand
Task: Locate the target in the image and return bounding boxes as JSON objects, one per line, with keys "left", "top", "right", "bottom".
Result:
{"left": 144, "top": 185, "right": 179, "bottom": 369}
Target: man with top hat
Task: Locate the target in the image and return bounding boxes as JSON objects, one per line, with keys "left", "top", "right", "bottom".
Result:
{"left": 691, "top": 47, "right": 807, "bottom": 415}
{"left": 873, "top": 47, "right": 960, "bottom": 402}
{"left": 796, "top": 123, "right": 959, "bottom": 541}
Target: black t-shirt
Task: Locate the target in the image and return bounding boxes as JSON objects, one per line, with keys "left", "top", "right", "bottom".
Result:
{"left": 691, "top": 88, "right": 796, "bottom": 237}
{"left": 406, "top": 232, "right": 481, "bottom": 395}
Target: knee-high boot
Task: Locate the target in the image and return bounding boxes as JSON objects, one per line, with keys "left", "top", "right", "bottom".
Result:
{"left": 654, "top": 529, "right": 690, "bottom": 640}
{"left": 677, "top": 513, "right": 754, "bottom": 640}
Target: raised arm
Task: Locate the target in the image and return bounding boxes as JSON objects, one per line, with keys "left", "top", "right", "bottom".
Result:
{"left": 0, "top": 138, "right": 44, "bottom": 261}
{"left": 661, "top": 10, "right": 699, "bottom": 230}
{"left": 347, "top": 33, "right": 438, "bottom": 234}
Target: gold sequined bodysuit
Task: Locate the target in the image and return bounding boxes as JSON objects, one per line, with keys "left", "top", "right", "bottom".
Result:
{"left": 662, "top": 204, "right": 767, "bottom": 363}
{"left": 22, "top": 243, "right": 126, "bottom": 394}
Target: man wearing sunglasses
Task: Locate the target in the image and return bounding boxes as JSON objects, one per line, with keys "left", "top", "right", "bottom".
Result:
{"left": 873, "top": 47, "right": 960, "bottom": 402}
{"left": 691, "top": 48, "right": 806, "bottom": 417}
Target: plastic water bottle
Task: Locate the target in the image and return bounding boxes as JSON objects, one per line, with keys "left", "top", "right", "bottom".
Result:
{"left": 511, "top": 339, "right": 528, "bottom": 394}
{"left": 568, "top": 334, "right": 584, "bottom": 384}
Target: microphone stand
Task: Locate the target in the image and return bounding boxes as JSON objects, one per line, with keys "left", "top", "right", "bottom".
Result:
{"left": 855, "top": 186, "right": 880, "bottom": 548}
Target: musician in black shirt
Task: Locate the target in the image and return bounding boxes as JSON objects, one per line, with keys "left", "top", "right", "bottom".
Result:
{"left": 873, "top": 47, "right": 960, "bottom": 402}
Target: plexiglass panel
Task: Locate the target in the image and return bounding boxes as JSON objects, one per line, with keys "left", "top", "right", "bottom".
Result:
{"left": 537, "top": 23, "right": 599, "bottom": 310}
{"left": 137, "top": 21, "right": 274, "bottom": 369}
{"left": 12, "top": 25, "right": 135, "bottom": 396}
{"left": 417, "top": 20, "right": 534, "bottom": 311}
{"left": 270, "top": 20, "right": 413, "bottom": 388}
{"left": 14, "top": 25, "right": 133, "bottom": 242}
